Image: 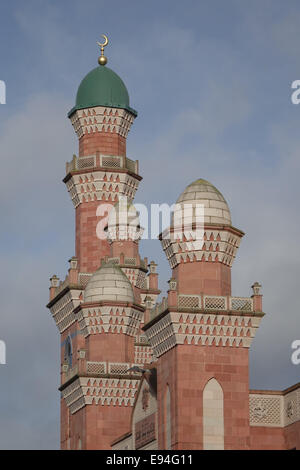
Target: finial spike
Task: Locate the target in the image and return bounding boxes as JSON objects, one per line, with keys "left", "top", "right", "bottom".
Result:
{"left": 97, "top": 34, "right": 109, "bottom": 66}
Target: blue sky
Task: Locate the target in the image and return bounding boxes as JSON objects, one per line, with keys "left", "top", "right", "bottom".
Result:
{"left": 0, "top": 0, "right": 300, "bottom": 449}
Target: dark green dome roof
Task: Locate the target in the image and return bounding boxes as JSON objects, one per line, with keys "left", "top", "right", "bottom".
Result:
{"left": 68, "top": 65, "right": 137, "bottom": 117}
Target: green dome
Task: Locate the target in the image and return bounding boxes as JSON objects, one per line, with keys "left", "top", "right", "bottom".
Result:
{"left": 68, "top": 65, "right": 137, "bottom": 117}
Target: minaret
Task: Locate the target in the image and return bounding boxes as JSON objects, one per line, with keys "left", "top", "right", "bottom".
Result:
{"left": 65, "top": 35, "right": 141, "bottom": 273}
{"left": 143, "top": 179, "right": 264, "bottom": 450}
{"left": 47, "top": 37, "right": 158, "bottom": 449}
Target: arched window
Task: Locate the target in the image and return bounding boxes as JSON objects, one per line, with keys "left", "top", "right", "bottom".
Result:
{"left": 64, "top": 335, "right": 73, "bottom": 368}
{"left": 165, "top": 385, "right": 171, "bottom": 450}
{"left": 203, "top": 378, "right": 224, "bottom": 450}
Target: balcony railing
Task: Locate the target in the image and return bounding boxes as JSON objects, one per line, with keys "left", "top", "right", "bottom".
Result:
{"left": 66, "top": 154, "right": 139, "bottom": 175}
{"left": 150, "top": 294, "right": 254, "bottom": 320}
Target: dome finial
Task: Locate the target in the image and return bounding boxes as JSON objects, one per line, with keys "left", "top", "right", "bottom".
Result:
{"left": 97, "top": 34, "right": 109, "bottom": 66}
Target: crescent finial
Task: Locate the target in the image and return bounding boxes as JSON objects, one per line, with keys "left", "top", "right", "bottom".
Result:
{"left": 97, "top": 34, "right": 109, "bottom": 66}
{"left": 97, "top": 34, "right": 109, "bottom": 48}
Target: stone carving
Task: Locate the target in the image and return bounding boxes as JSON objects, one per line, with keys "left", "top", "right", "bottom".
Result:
{"left": 286, "top": 401, "right": 293, "bottom": 419}
{"left": 252, "top": 400, "right": 267, "bottom": 419}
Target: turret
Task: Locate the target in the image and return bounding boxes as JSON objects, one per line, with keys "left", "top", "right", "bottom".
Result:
{"left": 143, "top": 178, "right": 264, "bottom": 450}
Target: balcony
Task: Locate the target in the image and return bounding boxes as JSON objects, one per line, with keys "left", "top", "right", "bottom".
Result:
{"left": 66, "top": 154, "right": 139, "bottom": 175}
{"left": 150, "top": 294, "right": 256, "bottom": 320}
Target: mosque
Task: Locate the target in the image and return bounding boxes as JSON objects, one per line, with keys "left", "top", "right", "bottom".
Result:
{"left": 47, "top": 36, "right": 300, "bottom": 450}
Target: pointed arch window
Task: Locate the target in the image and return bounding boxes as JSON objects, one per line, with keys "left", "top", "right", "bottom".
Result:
{"left": 203, "top": 378, "right": 224, "bottom": 450}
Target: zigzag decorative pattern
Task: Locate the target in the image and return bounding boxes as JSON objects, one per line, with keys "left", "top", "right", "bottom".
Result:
{"left": 161, "top": 230, "right": 241, "bottom": 268}
{"left": 145, "top": 312, "right": 262, "bottom": 358}
{"left": 70, "top": 107, "right": 135, "bottom": 139}
{"left": 49, "top": 289, "right": 82, "bottom": 333}
{"left": 65, "top": 170, "right": 140, "bottom": 208}
{"left": 62, "top": 377, "right": 140, "bottom": 414}
{"left": 78, "top": 305, "right": 143, "bottom": 338}
{"left": 134, "top": 345, "right": 153, "bottom": 365}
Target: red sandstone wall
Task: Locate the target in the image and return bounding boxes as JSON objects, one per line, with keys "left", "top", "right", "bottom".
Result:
{"left": 86, "top": 333, "right": 135, "bottom": 363}
{"left": 84, "top": 403, "right": 132, "bottom": 449}
{"left": 248, "top": 421, "right": 300, "bottom": 450}
{"left": 173, "top": 262, "right": 232, "bottom": 296}
{"left": 250, "top": 426, "right": 286, "bottom": 450}
{"left": 157, "top": 344, "right": 250, "bottom": 450}
{"left": 111, "top": 240, "right": 139, "bottom": 259}
{"left": 284, "top": 421, "right": 300, "bottom": 450}
{"left": 79, "top": 133, "right": 126, "bottom": 157}
{"left": 62, "top": 400, "right": 135, "bottom": 450}
{"left": 76, "top": 200, "right": 111, "bottom": 272}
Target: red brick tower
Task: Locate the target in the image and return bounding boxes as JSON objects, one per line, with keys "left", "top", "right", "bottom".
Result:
{"left": 47, "top": 39, "right": 159, "bottom": 449}
{"left": 143, "top": 179, "right": 264, "bottom": 450}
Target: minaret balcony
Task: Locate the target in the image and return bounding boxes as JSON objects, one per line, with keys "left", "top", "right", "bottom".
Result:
{"left": 65, "top": 153, "right": 139, "bottom": 176}
{"left": 150, "top": 294, "right": 261, "bottom": 319}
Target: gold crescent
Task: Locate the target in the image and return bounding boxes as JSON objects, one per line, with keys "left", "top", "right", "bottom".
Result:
{"left": 97, "top": 34, "right": 109, "bottom": 48}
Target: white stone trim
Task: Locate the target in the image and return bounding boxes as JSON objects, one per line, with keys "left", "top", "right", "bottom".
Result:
{"left": 78, "top": 305, "right": 143, "bottom": 338}
{"left": 161, "top": 229, "right": 241, "bottom": 268}
{"left": 145, "top": 311, "right": 262, "bottom": 357}
{"left": 249, "top": 387, "right": 300, "bottom": 427}
{"left": 62, "top": 376, "right": 140, "bottom": 414}
{"left": 70, "top": 107, "right": 135, "bottom": 139}
{"left": 65, "top": 170, "right": 140, "bottom": 208}
{"left": 49, "top": 289, "right": 82, "bottom": 333}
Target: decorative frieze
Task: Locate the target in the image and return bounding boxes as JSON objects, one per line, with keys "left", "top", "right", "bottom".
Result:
{"left": 134, "top": 344, "right": 153, "bottom": 365}
{"left": 49, "top": 289, "right": 82, "bottom": 333}
{"left": 249, "top": 386, "right": 300, "bottom": 427}
{"left": 78, "top": 272, "right": 93, "bottom": 288}
{"left": 154, "top": 294, "right": 254, "bottom": 316}
{"left": 144, "top": 311, "right": 262, "bottom": 358}
{"left": 62, "top": 376, "right": 140, "bottom": 414}
{"left": 121, "top": 267, "right": 147, "bottom": 290}
{"left": 86, "top": 361, "right": 106, "bottom": 375}
{"left": 69, "top": 107, "right": 135, "bottom": 139}
{"left": 283, "top": 387, "right": 300, "bottom": 427}
{"left": 66, "top": 154, "right": 139, "bottom": 176}
{"left": 161, "top": 229, "right": 242, "bottom": 269}
{"left": 65, "top": 168, "right": 140, "bottom": 208}
{"left": 77, "top": 305, "right": 143, "bottom": 338}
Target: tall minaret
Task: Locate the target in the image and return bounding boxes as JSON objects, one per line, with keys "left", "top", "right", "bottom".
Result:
{"left": 47, "top": 37, "right": 158, "bottom": 450}
{"left": 65, "top": 35, "right": 141, "bottom": 273}
{"left": 144, "top": 179, "right": 264, "bottom": 450}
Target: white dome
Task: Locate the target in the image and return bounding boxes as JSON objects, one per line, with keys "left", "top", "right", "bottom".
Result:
{"left": 84, "top": 263, "right": 134, "bottom": 303}
{"left": 176, "top": 179, "right": 231, "bottom": 225}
